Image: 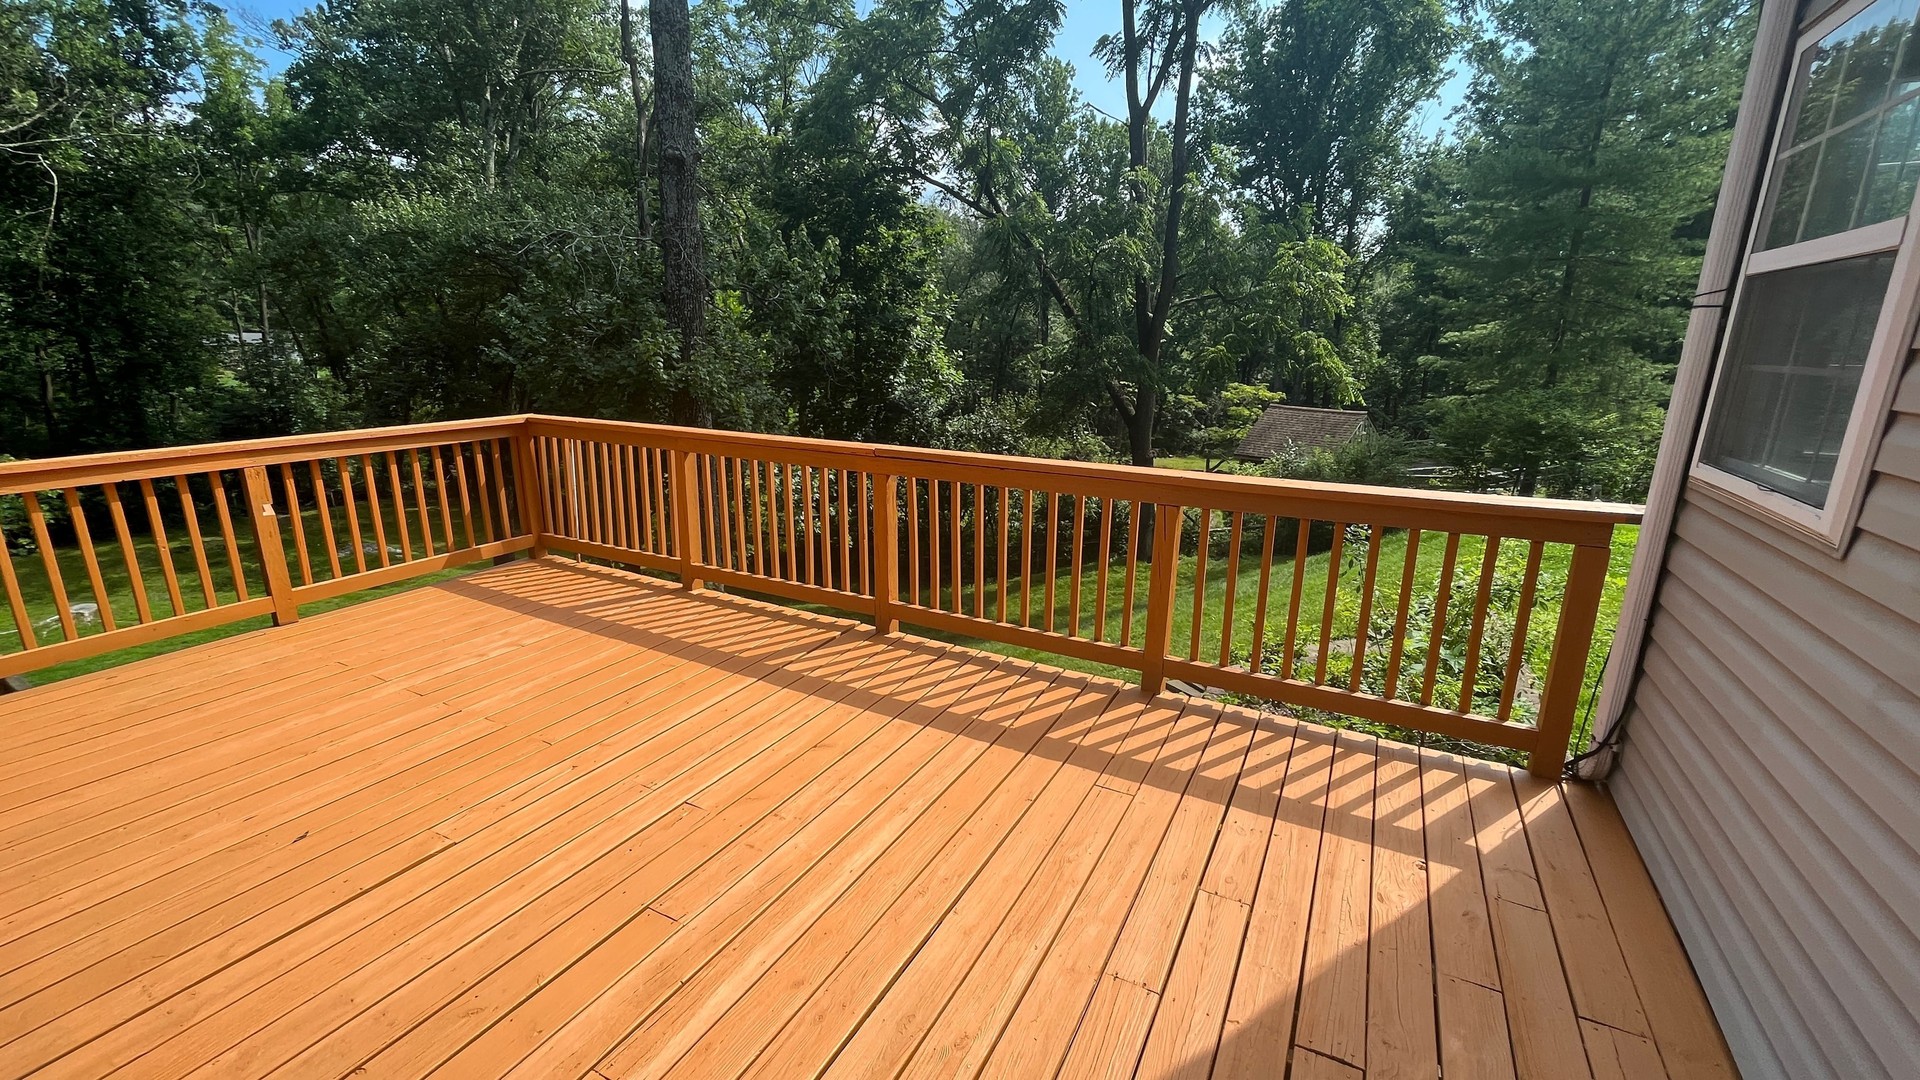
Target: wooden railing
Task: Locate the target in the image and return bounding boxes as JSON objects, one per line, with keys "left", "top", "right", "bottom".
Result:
{"left": 1, "top": 415, "right": 1639, "bottom": 777}
{"left": 0, "top": 420, "right": 537, "bottom": 681}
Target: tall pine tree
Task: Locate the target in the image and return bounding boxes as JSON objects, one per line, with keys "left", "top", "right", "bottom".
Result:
{"left": 1420, "top": 0, "right": 1751, "bottom": 498}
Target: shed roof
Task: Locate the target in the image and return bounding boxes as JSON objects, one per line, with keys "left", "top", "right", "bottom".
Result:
{"left": 1234, "top": 404, "right": 1370, "bottom": 461}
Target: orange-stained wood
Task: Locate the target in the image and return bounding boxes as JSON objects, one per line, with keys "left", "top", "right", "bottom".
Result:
{"left": 103, "top": 482, "right": 153, "bottom": 624}
{"left": 61, "top": 487, "right": 117, "bottom": 632}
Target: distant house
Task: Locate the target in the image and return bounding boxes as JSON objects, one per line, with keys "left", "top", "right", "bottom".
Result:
{"left": 1232, "top": 404, "right": 1368, "bottom": 462}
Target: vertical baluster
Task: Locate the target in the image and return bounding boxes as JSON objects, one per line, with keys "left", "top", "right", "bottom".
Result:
{"left": 359, "top": 456, "right": 391, "bottom": 567}
{"left": 997, "top": 486, "right": 1011, "bottom": 622}
{"left": 1094, "top": 498, "right": 1113, "bottom": 643}
{"left": 751, "top": 461, "right": 767, "bottom": 576}
{"left": 1188, "top": 508, "right": 1209, "bottom": 660}
{"left": 639, "top": 448, "right": 657, "bottom": 554}
{"left": 0, "top": 512, "right": 35, "bottom": 649}
{"left": 408, "top": 450, "right": 435, "bottom": 557}
{"left": 655, "top": 448, "right": 671, "bottom": 554}
{"left": 143, "top": 479, "right": 188, "bottom": 615}
{"left": 1120, "top": 500, "right": 1141, "bottom": 647}
{"left": 730, "top": 457, "right": 747, "bottom": 572}
{"left": 1280, "top": 522, "right": 1310, "bottom": 679}
{"left": 1019, "top": 490, "right": 1036, "bottom": 627}
{"left": 450, "top": 447, "right": 477, "bottom": 549}
{"left": 172, "top": 475, "right": 218, "bottom": 607}
{"left": 385, "top": 452, "right": 414, "bottom": 560}
{"left": 469, "top": 445, "right": 497, "bottom": 544}
{"left": 704, "top": 457, "right": 724, "bottom": 571}
{"left": 907, "top": 477, "right": 922, "bottom": 606}
{"left": 490, "top": 439, "right": 514, "bottom": 535}
{"left": 1497, "top": 541, "right": 1545, "bottom": 722}
{"left": 858, "top": 472, "right": 872, "bottom": 595}
{"left": 1313, "top": 523, "right": 1346, "bottom": 684}
{"left": 1248, "top": 515, "right": 1278, "bottom": 673}
{"left": 1220, "top": 512, "right": 1244, "bottom": 667}
{"left": 838, "top": 469, "right": 853, "bottom": 592}
{"left": 1069, "top": 495, "right": 1085, "bottom": 638}
{"left": 947, "top": 480, "right": 962, "bottom": 614}
{"left": 61, "top": 488, "right": 117, "bottom": 632}
{"left": 921, "top": 480, "right": 937, "bottom": 605}
{"left": 103, "top": 482, "right": 152, "bottom": 623}
{"left": 781, "top": 463, "right": 798, "bottom": 581}
{"left": 430, "top": 447, "right": 457, "bottom": 552}
{"left": 20, "top": 492, "right": 76, "bottom": 639}
{"left": 764, "top": 460, "right": 782, "bottom": 578}
{"left": 1457, "top": 537, "right": 1503, "bottom": 714}
{"left": 534, "top": 439, "right": 558, "bottom": 537}
{"left": 1419, "top": 533, "right": 1463, "bottom": 706}
{"left": 1348, "top": 524, "right": 1383, "bottom": 691}
{"left": 1382, "top": 531, "right": 1423, "bottom": 700}
{"left": 1043, "top": 492, "right": 1059, "bottom": 632}
{"left": 209, "top": 474, "right": 250, "bottom": 601}
{"left": 307, "top": 461, "right": 343, "bottom": 580}
{"left": 335, "top": 458, "right": 367, "bottom": 575}
{"left": 800, "top": 466, "right": 817, "bottom": 586}
{"left": 617, "top": 446, "right": 634, "bottom": 550}
{"left": 972, "top": 484, "right": 986, "bottom": 619}
{"left": 278, "top": 465, "right": 312, "bottom": 586}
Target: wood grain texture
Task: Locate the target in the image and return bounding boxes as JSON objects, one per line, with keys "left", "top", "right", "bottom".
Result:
{"left": 0, "top": 558, "right": 1727, "bottom": 1080}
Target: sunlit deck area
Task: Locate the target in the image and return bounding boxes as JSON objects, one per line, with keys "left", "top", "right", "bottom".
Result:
{"left": 0, "top": 558, "right": 1732, "bottom": 1080}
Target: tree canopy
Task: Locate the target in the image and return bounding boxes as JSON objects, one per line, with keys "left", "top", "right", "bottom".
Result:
{"left": 0, "top": 0, "right": 1753, "bottom": 500}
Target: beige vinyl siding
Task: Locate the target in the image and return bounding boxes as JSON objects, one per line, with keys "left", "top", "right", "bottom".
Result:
{"left": 1611, "top": 348, "right": 1920, "bottom": 1080}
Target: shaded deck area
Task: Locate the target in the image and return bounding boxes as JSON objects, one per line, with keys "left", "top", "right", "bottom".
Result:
{"left": 0, "top": 559, "right": 1734, "bottom": 1079}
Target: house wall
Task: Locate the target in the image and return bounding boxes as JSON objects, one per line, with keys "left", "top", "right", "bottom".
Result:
{"left": 1606, "top": 3, "right": 1920, "bottom": 1078}
{"left": 1611, "top": 355, "right": 1920, "bottom": 1078}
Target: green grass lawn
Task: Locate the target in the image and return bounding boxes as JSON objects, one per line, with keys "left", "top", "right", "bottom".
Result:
{"left": 2, "top": 489, "right": 494, "bottom": 684}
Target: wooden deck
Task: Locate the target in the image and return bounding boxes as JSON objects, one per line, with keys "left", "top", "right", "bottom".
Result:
{"left": 0, "top": 559, "right": 1735, "bottom": 1080}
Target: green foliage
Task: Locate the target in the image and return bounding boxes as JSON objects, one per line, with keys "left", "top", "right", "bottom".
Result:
{"left": 1379, "top": 0, "right": 1752, "bottom": 499}
{"left": 1254, "top": 430, "right": 1414, "bottom": 488}
{"left": 0, "top": 0, "right": 1746, "bottom": 507}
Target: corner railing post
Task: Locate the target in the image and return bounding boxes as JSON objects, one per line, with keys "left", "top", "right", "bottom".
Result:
{"left": 672, "top": 449, "right": 705, "bottom": 590}
{"left": 872, "top": 472, "right": 900, "bottom": 634}
{"left": 511, "top": 427, "right": 547, "bottom": 558}
{"left": 1140, "top": 502, "right": 1182, "bottom": 697}
{"left": 1528, "top": 538, "right": 1613, "bottom": 778}
{"left": 241, "top": 466, "right": 299, "bottom": 627}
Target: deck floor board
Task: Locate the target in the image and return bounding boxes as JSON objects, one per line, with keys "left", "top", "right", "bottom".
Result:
{"left": 0, "top": 559, "right": 1737, "bottom": 1080}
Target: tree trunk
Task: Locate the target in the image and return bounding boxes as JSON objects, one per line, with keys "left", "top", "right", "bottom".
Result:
{"left": 651, "top": 0, "right": 706, "bottom": 424}
{"left": 619, "top": 0, "right": 653, "bottom": 244}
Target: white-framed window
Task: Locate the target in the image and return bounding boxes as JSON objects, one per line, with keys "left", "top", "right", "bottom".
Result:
{"left": 1693, "top": 0, "right": 1920, "bottom": 547}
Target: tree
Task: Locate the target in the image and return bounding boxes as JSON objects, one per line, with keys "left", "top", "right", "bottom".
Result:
{"left": 1409, "top": 0, "right": 1749, "bottom": 497}
{"left": 1209, "top": 0, "right": 1454, "bottom": 251}
{"left": 652, "top": 0, "right": 706, "bottom": 422}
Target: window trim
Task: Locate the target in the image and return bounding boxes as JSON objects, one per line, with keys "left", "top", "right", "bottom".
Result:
{"left": 1690, "top": 0, "right": 1920, "bottom": 550}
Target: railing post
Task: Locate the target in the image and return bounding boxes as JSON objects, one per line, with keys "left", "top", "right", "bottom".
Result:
{"left": 672, "top": 449, "right": 705, "bottom": 590}
{"left": 1140, "top": 503, "right": 1183, "bottom": 697}
{"left": 872, "top": 473, "right": 900, "bottom": 634}
{"left": 241, "top": 466, "right": 299, "bottom": 627}
{"left": 511, "top": 429, "right": 547, "bottom": 558}
{"left": 1528, "top": 539, "right": 1612, "bottom": 778}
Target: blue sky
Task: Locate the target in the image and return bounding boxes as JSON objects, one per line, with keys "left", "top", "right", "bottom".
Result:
{"left": 226, "top": 0, "right": 1466, "bottom": 138}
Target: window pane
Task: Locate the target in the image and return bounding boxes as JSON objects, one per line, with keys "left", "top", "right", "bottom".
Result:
{"left": 1701, "top": 252, "right": 1895, "bottom": 507}
{"left": 1764, "top": 0, "right": 1920, "bottom": 248}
